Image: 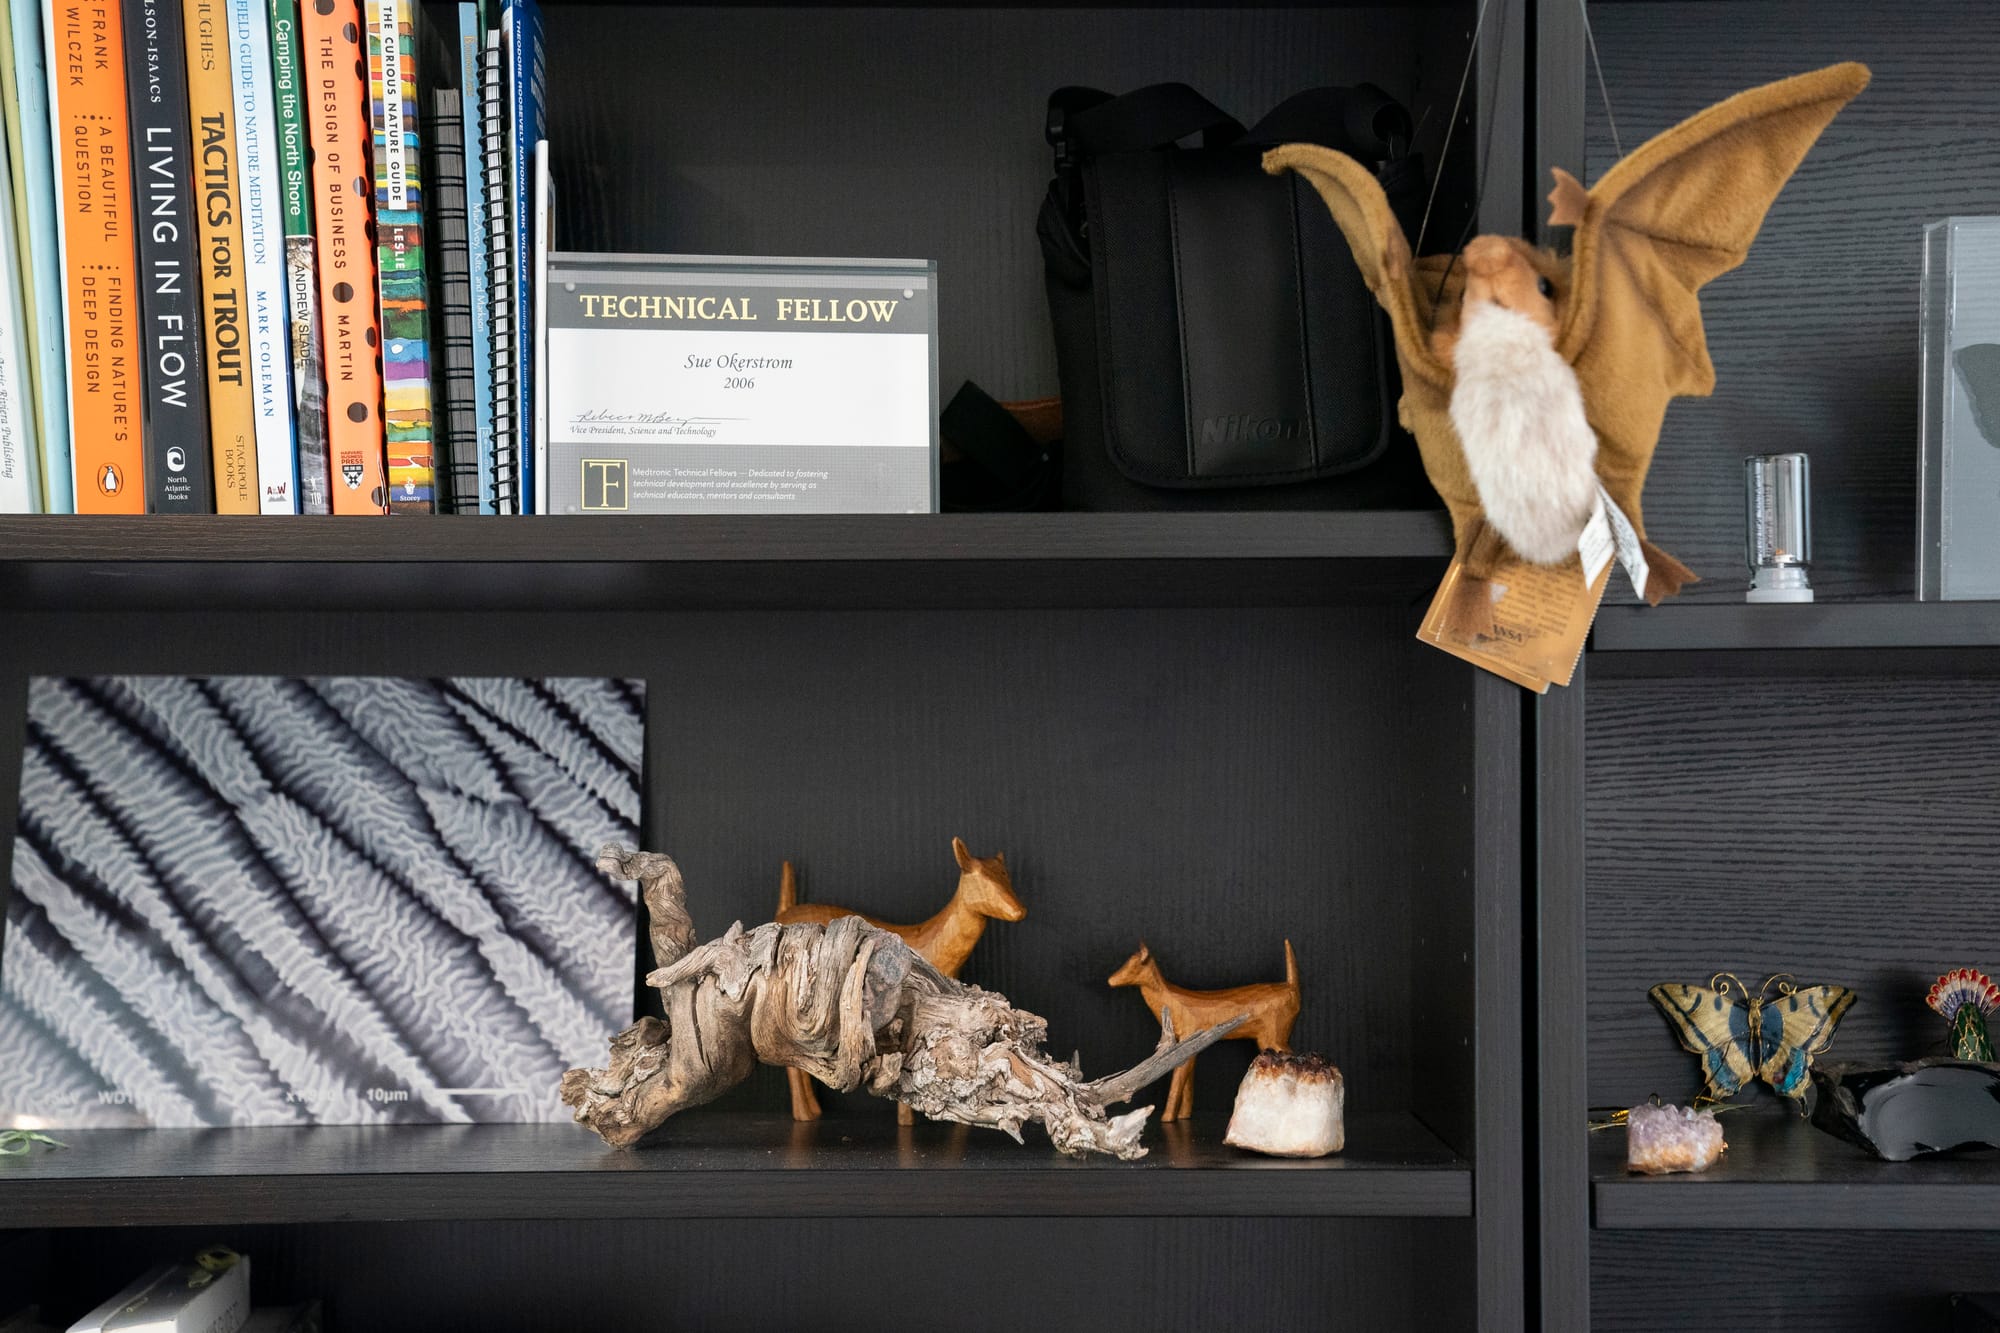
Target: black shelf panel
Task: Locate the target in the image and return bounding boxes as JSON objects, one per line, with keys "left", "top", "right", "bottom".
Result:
{"left": 1592, "top": 602, "right": 2000, "bottom": 655}
{"left": 1591, "top": 1113, "right": 2000, "bottom": 1231}
{"left": 0, "top": 513, "right": 1451, "bottom": 612}
{"left": 1, "top": 1111, "right": 1469, "bottom": 1227}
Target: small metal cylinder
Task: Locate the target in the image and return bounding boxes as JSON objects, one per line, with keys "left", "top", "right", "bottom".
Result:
{"left": 1744, "top": 453, "right": 1813, "bottom": 603}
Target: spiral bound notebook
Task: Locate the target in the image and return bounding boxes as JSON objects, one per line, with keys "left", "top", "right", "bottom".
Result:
{"left": 430, "top": 87, "right": 479, "bottom": 513}
{"left": 482, "top": 29, "right": 515, "bottom": 513}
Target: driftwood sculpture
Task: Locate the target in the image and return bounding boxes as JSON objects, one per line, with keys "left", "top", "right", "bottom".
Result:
{"left": 562, "top": 847, "right": 1241, "bottom": 1159}
{"left": 1108, "top": 940, "right": 1301, "bottom": 1121}
{"left": 774, "top": 837, "right": 1025, "bottom": 1123}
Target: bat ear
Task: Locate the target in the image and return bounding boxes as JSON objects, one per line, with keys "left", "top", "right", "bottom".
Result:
{"left": 1547, "top": 167, "right": 1589, "bottom": 228}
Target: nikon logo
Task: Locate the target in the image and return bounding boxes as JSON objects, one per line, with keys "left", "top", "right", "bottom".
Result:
{"left": 1201, "top": 415, "right": 1303, "bottom": 445}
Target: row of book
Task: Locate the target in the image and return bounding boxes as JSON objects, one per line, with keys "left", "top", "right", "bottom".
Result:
{"left": 0, "top": 0, "right": 545, "bottom": 513}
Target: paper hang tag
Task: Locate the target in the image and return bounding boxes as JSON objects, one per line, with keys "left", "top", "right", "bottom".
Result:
{"left": 1417, "top": 545, "right": 1612, "bottom": 694}
{"left": 1578, "top": 502, "right": 1615, "bottom": 588}
{"left": 1594, "top": 482, "right": 1650, "bottom": 598}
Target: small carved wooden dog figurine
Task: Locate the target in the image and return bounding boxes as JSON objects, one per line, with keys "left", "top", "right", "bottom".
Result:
{"left": 775, "top": 837, "right": 1025, "bottom": 1122}
{"left": 1107, "top": 940, "right": 1300, "bottom": 1121}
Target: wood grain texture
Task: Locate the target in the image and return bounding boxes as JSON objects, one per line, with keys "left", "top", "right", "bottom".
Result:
{"left": 1593, "top": 1110, "right": 2000, "bottom": 1229}
{"left": 1593, "top": 1230, "right": 2000, "bottom": 1331}
{"left": 1585, "top": 675, "right": 2000, "bottom": 1107}
{"left": 0, "top": 513, "right": 1453, "bottom": 612}
{"left": 0, "top": 1113, "right": 1468, "bottom": 1226}
{"left": 18, "top": 1216, "right": 1473, "bottom": 1331}
{"left": 1586, "top": 0, "right": 2000, "bottom": 602}
{"left": 547, "top": 5, "right": 1479, "bottom": 401}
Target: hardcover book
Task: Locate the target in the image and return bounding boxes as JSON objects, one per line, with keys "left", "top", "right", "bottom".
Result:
{"left": 2, "top": 0, "right": 68, "bottom": 511}
{"left": 226, "top": 0, "right": 297, "bottom": 511}
{"left": 42, "top": 0, "right": 145, "bottom": 511}
{"left": 268, "top": 0, "right": 326, "bottom": 512}
{"left": 369, "top": 0, "right": 436, "bottom": 512}
{"left": 125, "top": 0, "right": 215, "bottom": 513}
{"left": 0, "top": 676, "right": 645, "bottom": 1127}
{"left": 0, "top": 115, "right": 39, "bottom": 513}
{"left": 182, "top": 0, "right": 259, "bottom": 512}
{"left": 300, "top": 0, "right": 386, "bottom": 513}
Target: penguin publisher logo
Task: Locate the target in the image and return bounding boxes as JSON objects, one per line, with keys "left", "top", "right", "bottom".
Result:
{"left": 95, "top": 464, "right": 124, "bottom": 497}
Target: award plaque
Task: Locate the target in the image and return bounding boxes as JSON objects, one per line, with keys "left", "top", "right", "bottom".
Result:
{"left": 541, "top": 253, "right": 939, "bottom": 514}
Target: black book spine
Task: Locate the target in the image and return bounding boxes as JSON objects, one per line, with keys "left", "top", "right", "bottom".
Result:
{"left": 124, "top": 0, "right": 214, "bottom": 512}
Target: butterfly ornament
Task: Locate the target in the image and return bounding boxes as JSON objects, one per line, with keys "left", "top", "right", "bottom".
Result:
{"left": 1650, "top": 973, "right": 1855, "bottom": 1110}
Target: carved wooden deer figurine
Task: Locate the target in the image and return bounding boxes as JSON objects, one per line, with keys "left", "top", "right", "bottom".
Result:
{"left": 1107, "top": 940, "right": 1300, "bottom": 1121}
{"left": 775, "top": 836, "right": 1026, "bottom": 1122}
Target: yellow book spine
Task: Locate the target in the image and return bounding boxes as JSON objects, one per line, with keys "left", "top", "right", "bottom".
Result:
{"left": 182, "top": 0, "right": 257, "bottom": 512}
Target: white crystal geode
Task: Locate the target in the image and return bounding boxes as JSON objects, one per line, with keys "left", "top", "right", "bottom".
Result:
{"left": 1625, "top": 1101, "right": 1725, "bottom": 1175}
{"left": 1223, "top": 1051, "right": 1344, "bottom": 1158}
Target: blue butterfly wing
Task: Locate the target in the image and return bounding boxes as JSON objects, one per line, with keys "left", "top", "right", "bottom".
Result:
{"left": 1650, "top": 984, "right": 1757, "bottom": 1101}
{"left": 1756, "top": 985, "right": 1857, "bottom": 1101}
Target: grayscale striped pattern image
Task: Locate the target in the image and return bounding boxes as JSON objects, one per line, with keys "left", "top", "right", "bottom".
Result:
{"left": 0, "top": 676, "right": 645, "bottom": 1127}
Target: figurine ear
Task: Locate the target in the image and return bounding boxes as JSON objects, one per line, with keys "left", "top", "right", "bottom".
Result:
{"left": 953, "top": 837, "right": 974, "bottom": 871}
{"left": 1137, "top": 941, "right": 1151, "bottom": 961}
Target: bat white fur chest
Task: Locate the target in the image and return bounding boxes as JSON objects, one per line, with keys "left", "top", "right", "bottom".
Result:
{"left": 1447, "top": 300, "right": 1600, "bottom": 565}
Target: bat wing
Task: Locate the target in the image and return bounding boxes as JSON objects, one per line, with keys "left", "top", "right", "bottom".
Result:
{"left": 1650, "top": 982, "right": 1757, "bottom": 1103}
{"left": 1264, "top": 145, "right": 1448, "bottom": 391}
{"left": 1554, "top": 62, "right": 1868, "bottom": 595}
{"left": 1756, "top": 984, "right": 1856, "bottom": 1102}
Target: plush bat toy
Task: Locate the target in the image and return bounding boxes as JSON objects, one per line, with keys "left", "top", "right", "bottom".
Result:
{"left": 1265, "top": 62, "right": 1870, "bottom": 613}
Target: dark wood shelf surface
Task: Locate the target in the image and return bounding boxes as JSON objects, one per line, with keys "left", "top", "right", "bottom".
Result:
{"left": 0, "top": 1111, "right": 1469, "bottom": 1227}
{"left": 1592, "top": 601, "right": 2000, "bottom": 655}
{"left": 0, "top": 512, "right": 1451, "bottom": 611}
{"left": 1591, "top": 1112, "right": 2000, "bottom": 1230}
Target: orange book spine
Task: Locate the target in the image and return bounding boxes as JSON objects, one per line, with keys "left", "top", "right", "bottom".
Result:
{"left": 301, "top": 0, "right": 385, "bottom": 513}
{"left": 47, "top": 0, "right": 145, "bottom": 511}
{"left": 182, "top": 0, "right": 258, "bottom": 512}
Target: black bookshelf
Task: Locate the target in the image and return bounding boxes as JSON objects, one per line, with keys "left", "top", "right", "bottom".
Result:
{"left": 1590, "top": 1115, "right": 2000, "bottom": 1232}
{"left": 1, "top": 1113, "right": 1470, "bottom": 1227}
{"left": 0, "top": 512, "right": 1452, "bottom": 611}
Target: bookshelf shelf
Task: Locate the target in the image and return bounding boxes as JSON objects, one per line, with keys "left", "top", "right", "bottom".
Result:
{"left": 0, "top": 511, "right": 1452, "bottom": 611}
{"left": 0, "top": 1112, "right": 1469, "bottom": 1226}
{"left": 1591, "top": 602, "right": 2000, "bottom": 656}
{"left": 1590, "top": 1114, "right": 2000, "bottom": 1231}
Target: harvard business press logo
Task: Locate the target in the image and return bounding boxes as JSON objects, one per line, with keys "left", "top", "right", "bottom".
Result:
{"left": 582, "top": 459, "right": 627, "bottom": 510}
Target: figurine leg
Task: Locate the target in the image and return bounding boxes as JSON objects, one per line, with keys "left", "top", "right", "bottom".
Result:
{"left": 1175, "top": 1060, "right": 1198, "bottom": 1119}
{"left": 1163, "top": 1061, "right": 1193, "bottom": 1122}
{"left": 897, "top": 1103, "right": 915, "bottom": 1127}
{"left": 788, "top": 1067, "right": 823, "bottom": 1121}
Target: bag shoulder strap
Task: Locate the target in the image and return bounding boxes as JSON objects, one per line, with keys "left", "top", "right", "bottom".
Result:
{"left": 1048, "top": 83, "right": 1244, "bottom": 166}
{"left": 1243, "top": 82, "right": 1412, "bottom": 159}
